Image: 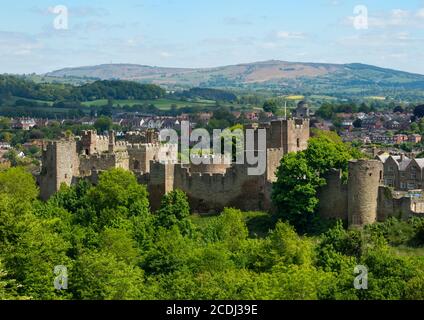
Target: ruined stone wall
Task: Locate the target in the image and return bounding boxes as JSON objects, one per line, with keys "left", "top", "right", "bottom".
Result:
{"left": 266, "top": 119, "right": 309, "bottom": 152}
{"left": 79, "top": 152, "right": 129, "bottom": 176}
{"left": 79, "top": 131, "right": 109, "bottom": 155}
{"left": 174, "top": 164, "right": 268, "bottom": 213}
{"left": 189, "top": 155, "right": 232, "bottom": 174}
{"left": 286, "top": 119, "right": 310, "bottom": 153}
{"left": 267, "top": 120, "right": 284, "bottom": 149}
{"left": 377, "top": 187, "right": 424, "bottom": 221}
{"left": 39, "top": 139, "right": 79, "bottom": 200}
{"left": 127, "top": 144, "right": 163, "bottom": 174}
{"left": 145, "top": 162, "right": 269, "bottom": 213}
{"left": 126, "top": 130, "right": 158, "bottom": 144}
{"left": 144, "top": 162, "right": 175, "bottom": 211}
{"left": 317, "top": 169, "right": 348, "bottom": 220}
{"left": 266, "top": 148, "right": 285, "bottom": 182}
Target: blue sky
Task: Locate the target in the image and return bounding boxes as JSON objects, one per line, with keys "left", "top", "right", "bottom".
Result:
{"left": 1, "top": 0, "right": 424, "bottom": 74}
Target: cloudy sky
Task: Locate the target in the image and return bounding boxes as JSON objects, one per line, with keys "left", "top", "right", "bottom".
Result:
{"left": 1, "top": 0, "right": 424, "bottom": 74}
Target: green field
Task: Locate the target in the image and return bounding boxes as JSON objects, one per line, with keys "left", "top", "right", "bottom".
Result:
{"left": 82, "top": 98, "right": 221, "bottom": 110}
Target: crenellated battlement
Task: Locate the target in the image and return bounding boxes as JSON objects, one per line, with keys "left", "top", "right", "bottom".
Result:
{"left": 39, "top": 121, "right": 309, "bottom": 214}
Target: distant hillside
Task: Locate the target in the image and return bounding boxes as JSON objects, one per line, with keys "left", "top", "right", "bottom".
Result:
{"left": 0, "top": 75, "right": 165, "bottom": 102}
{"left": 46, "top": 60, "right": 424, "bottom": 99}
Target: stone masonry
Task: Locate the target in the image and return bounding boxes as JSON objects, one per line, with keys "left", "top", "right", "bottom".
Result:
{"left": 37, "top": 119, "right": 424, "bottom": 227}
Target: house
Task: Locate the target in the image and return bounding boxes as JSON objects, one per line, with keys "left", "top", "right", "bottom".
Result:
{"left": 385, "top": 120, "right": 401, "bottom": 130}
{"left": 232, "top": 111, "right": 242, "bottom": 119}
{"left": 198, "top": 112, "right": 213, "bottom": 123}
{"left": 378, "top": 154, "right": 424, "bottom": 191}
{"left": 362, "top": 117, "right": 383, "bottom": 130}
{"left": 0, "top": 142, "right": 11, "bottom": 149}
{"left": 12, "top": 118, "right": 36, "bottom": 131}
{"left": 409, "top": 134, "right": 422, "bottom": 144}
{"left": 244, "top": 112, "right": 260, "bottom": 121}
{"left": 393, "top": 134, "right": 408, "bottom": 145}
{"left": 341, "top": 120, "right": 354, "bottom": 131}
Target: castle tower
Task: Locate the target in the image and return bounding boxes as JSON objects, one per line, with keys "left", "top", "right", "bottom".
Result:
{"left": 108, "top": 130, "right": 116, "bottom": 153}
{"left": 347, "top": 159, "right": 383, "bottom": 227}
{"left": 266, "top": 119, "right": 310, "bottom": 153}
{"left": 80, "top": 130, "right": 97, "bottom": 155}
{"left": 39, "top": 138, "right": 79, "bottom": 200}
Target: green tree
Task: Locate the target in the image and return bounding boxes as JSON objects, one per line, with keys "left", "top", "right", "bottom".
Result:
{"left": 0, "top": 260, "right": 25, "bottom": 300}
{"left": 72, "top": 250, "right": 144, "bottom": 300}
{"left": 203, "top": 208, "right": 249, "bottom": 251}
{"left": 94, "top": 116, "right": 113, "bottom": 133}
{"left": 156, "top": 189, "right": 194, "bottom": 236}
{"left": 272, "top": 152, "right": 325, "bottom": 231}
{"left": 0, "top": 117, "right": 11, "bottom": 130}
{"left": 0, "top": 132, "right": 12, "bottom": 142}
{"left": 263, "top": 100, "right": 278, "bottom": 113}
{"left": 316, "top": 103, "right": 334, "bottom": 120}
{"left": 272, "top": 131, "right": 362, "bottom": 231}
{"left": 86, "top": 169, "right": 150, "bottom": 229}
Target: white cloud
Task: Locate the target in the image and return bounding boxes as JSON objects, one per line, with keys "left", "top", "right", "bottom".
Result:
{"left": 344, "top": 8, "right": 424, "bottom": 28}
{"left": 276, "top": 31, "right": 307, "bottom": 39}
{"left": 31, "top": 5, "right": 109, "bottom": 18}
{"left": 159, "top": 51, "right": 173, "bottom": 58}
{"left": 417, "top": 8, "right": 424, "bottom": 18}
{"left": 0, "top": 31, "right": 42, "bottom": 56}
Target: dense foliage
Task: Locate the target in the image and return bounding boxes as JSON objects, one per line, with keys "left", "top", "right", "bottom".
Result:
{"left": 272, "top": 130, "right": 363, "bottom": 232}
{"left": 0, "top": 167, "right": 423, "bottom": 300}
{"left": 0, "top": 75, "right": 165, "bottom": 102}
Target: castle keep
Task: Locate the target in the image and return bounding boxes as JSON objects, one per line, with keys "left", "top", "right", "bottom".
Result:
{"left": 38, "top": 118, "right": 424, "bottom": 227}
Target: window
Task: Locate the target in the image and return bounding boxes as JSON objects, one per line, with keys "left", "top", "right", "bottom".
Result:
{"left": 134, "top": 160, "right": 140, "bottom": 170}
{"left": 388, "top": 166, "right": 394, "bottom": 172}
{"left": 401, "top": 182, "right": 407, "bottom": 189}
{"left": 411, "top": 167, "right": 418, "bottom": 179}
{"left": 297, "top": 139, "right": 300, "bottom": 148}
{"left": 385, "top": 179, "right": 393, "bottom": 187}
{"left": 408, "top": 183, "right": 416, "bottom": 190}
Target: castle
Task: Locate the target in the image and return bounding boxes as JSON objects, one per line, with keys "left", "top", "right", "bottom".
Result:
{"left": 37, "top": 118, "right": 424, "bottom": 227}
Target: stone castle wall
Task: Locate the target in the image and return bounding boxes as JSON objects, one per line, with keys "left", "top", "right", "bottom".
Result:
{"left": 38, "top": 120, "right": 424, "bottom": 227}
{"left": 39, "top": 139, "right": 79, "bottom": 200}
{"left": 79, "top": 152, "right": 130, "bottom": 176}
{"left": 318, "top": 160, "right": 424, "bottom": 226}
{"left": 144, "top": 162, "right": 270, "bottom": 213}
{"left": 317, "top": 169, "right": 348, "bottom": 220}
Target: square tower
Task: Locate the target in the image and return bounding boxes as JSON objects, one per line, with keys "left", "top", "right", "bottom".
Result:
{"left": 267, "top": 119, "right": 310, "bottom": 153}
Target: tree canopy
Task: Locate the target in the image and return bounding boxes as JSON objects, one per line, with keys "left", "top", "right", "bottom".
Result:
{"left": 0, "top": 166, "right": 423, "bottom": 300}
{"left": 272, "top": 130, "right": 363, "bottom": 232}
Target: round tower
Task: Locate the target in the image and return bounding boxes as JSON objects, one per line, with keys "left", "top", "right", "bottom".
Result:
{"left": 347, "top": 159, "right": 383, "bottom": 227}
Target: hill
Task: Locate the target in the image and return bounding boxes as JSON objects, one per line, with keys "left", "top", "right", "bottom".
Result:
{"left": 46, "top": 60, "right": 424, "bottom": 99}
